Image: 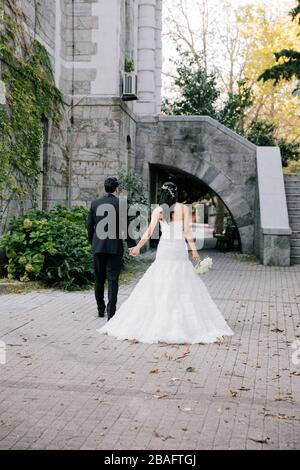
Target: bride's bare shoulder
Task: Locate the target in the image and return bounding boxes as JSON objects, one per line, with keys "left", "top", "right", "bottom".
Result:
{"left": 152, "top": 205, "right": 163, "bottom": 219}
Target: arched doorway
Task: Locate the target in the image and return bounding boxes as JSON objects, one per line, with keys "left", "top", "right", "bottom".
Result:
{"left": 149, "top": 163, "right": 241, "bottom": 252}
{"left": 136, "top": 115, "right": 257, "bottom": 254}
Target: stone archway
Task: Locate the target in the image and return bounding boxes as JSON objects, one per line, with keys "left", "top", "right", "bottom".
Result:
{"left": 136, "top": 115, "right": 258, "bottom": 254}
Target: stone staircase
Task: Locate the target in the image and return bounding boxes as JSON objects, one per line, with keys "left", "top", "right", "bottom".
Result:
{"left": 284, "top": 174, "right": 300, "bottom": 265}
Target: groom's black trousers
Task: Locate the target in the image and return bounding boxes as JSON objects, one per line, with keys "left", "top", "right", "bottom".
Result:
{"left": 93, "top": 253, "right": 123, "bottom": 319}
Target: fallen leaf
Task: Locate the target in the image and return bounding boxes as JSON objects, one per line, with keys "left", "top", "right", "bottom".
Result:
{"left": 154, "top": 431, "right": 175, "bottom": 441}
{"left": 274, "top": 394, "right": 293, "bottom": 402}
{"left": 181, "top": 427, "right": 188, "bottom": 432}
{"left": 175, "top": 346, "right": 190, "bottom": 361}
{"left": 239, "top": 386, "right": 250, "bottom": 391}
{"left": 290, "top": 371, "right": 300, "bottom": 376}
{"left": 271, "top": 328, "right": 284, "bottom": 333}
{"left": 230, "top": 389, "right": 238, "bottom": 398}
{"left": 164, "top": 352, "right": 173, "bottom": 361}
{"left": 225, "top": 373, "right": 244, "bottom": 378}
{"left": 186, "top": 367, "right": 196, "bottom": 373}
{"left": 274, "top": 394, "right": 283, "bottom": 401}
{"left": 149, "top": 368, "right": 159, "bottom": 374}
{"left": 248, "top": 437, "right": 270, "bottom": 444}
{"left": 262, "top": 412, "right": 300, "bottom": 421}
{"left": 153, "top": 393, "right": 169, "bottom": 399}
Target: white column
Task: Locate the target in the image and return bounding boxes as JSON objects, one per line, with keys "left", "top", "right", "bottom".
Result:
{"left": 93, "top": 0, "right": 121, "bottom": 96}
{"left": 133, "top": 0, "right": 139, "bottom": 70}
{"left": 54, "top": 0, "right": 62, "bottom": 87}
{"left": 134, "top": 0, "right": 156, "bottom": 115}
{"left": 155, "top": 0, "right": 162, "bottom": 114}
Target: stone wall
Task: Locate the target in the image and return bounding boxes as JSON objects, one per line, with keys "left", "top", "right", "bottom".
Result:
{"left": 41, "top": 111, "right": 69, "bottom": 211}
{"left": 69, "top": 98, "right": 137, "bottom": 207}
{"left": 136, "top": 116, "right": 258, "bottom": 254}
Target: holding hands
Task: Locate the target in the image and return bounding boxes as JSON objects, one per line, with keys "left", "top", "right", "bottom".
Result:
{"left": 129, "top": 246, "right": 140, "bottom": 257}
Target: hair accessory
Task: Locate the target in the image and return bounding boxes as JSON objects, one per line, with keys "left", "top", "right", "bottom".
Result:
{"left": 161, "top": 184, "right": 177, "bottom": 198}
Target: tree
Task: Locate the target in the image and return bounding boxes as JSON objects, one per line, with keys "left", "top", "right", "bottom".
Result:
{"left": 162, "top": 48, "right": 300, "bottom": 167}
{"left": 218, "top": 80, "right": 253, "bottom": 132}
{"left": 258, "top": 1, "right": 300, "bottom": 96}
{"left": 163, "top": 0, "right": 247, "bottom": 97}
{"left": 246, "top": 120, "right": 300, "bottom": 166}
{"left": 237, "top": 3, "right": 300, "bottom": 144}
{"left": 162, "top": 50, "right": 219, "bottom": 117}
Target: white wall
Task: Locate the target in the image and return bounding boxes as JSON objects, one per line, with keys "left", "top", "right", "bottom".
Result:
{"left": 256, "top": 147, "right": 291, "bottom": 234}
{"left": 92, "top": 0, "right": 121, "bottom": 96}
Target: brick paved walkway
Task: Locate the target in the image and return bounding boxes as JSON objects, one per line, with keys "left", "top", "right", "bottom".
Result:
{"left": 0, "top": 250, "right": 299, "bottom": 450}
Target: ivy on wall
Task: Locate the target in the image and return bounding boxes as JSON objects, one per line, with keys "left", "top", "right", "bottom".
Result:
{"left": 0, "top": 0, "right": 64, "bottom": 230}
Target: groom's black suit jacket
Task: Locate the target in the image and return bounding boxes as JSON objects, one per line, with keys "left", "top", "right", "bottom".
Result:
{"left": 87, "top": 193, "right": 136, "bottom": 256}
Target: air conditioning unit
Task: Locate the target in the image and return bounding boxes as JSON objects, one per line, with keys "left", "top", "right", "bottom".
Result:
{"left": 122, "top": 72, "right": 138, "bottom": 101}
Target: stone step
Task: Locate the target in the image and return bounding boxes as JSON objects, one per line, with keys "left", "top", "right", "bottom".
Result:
{"left": 291, "top": 231, "right": 300, "bottom": 239}
{"left": 288, "top": 208, "right": 300, "bottom": 216}
{"left": 291, "top": 255, "right": 300, "bottom": 265}
{"left": 291, "top": 238, "right": 300, "bottom": 247}
{"left": 284, "top": 174, "right": 300, "bottom": 180}
{"left": 291, "top": 246, "right": 300, "bottom": 256}
{"left": 285, "top": 189, "right": 300, "bottom": 197}
{"left": 287, "top": 200, "right": 300, "bottom": 208}
{"left": 290, "top": 222, "right": 300, "bottom": 231}
{"left": 285, "top": 188, "right": 300, "bottom": 194}
{"left": 284, "top": 178, "right": 300, "bottom": 184}
{"left": 284, "top": 172, "right": 300, "bottom": 177}
{"left": 285, "top": 185, "right": 300, "bottom": 192}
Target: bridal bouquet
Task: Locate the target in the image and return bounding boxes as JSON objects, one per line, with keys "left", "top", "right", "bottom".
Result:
{"left": 195, "top": 256, "right": 213, "bottom": 274}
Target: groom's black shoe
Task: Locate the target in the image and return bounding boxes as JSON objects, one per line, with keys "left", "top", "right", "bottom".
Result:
{"left": 98, "top": 308, "right": 106, "bottom": 318}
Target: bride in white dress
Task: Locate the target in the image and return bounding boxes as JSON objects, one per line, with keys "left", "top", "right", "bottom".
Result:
{"left": 97, "top": 182, "right": 234, "bottom": 344}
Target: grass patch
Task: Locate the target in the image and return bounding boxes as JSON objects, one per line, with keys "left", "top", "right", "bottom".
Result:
{"left": 0, "top": 278, "right": 48, "bottom": 295}
{"left": 0, "top": 256, "right": 154, "bottom": 295}
{"left": 237, "top": 254, "right": 259, "bottom": 263}
{"left": 119, "top": 257, "right": 153, "bottom": 284}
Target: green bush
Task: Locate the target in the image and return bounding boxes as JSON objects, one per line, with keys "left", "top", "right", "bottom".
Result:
{"left": 284, "top": 160, "right": 300, "bottom": 174}
{"left": 0, "top": 205, "right": 94, "bottom": 290}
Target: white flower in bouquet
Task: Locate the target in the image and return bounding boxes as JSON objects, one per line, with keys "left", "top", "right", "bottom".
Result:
{"left": 195, "top": 256, "right": 213, "bottom": 274}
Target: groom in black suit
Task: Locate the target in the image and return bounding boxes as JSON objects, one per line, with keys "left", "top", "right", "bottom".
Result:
{"left": 87, "top": 177, "right": 136, "bottom": 320}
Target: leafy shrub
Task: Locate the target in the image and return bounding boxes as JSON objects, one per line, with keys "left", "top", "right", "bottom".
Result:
{"left": 0, "top": 205, "right": 94, "bottom": 290}
{"left": 284, "top": 160, "right": 300, "bottom": 174}
{"left": 118, "top": 169, "right": 149, "bottom": 263}
{"left": 118, "top": 169, "right": 148, "bottom": 206}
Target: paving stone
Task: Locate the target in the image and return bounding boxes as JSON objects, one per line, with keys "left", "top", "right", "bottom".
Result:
{"left": 0, "top": 250, "right": 299, "bottom": 449}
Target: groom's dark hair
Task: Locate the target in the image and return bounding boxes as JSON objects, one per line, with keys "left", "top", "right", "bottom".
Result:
{"left": 105, "top": 177, "right": 119, "bottom": 193}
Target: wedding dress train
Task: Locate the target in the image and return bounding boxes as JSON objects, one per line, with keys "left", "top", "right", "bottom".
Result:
{"left": 97, "top": 219, "right": 234, "bottom": 344}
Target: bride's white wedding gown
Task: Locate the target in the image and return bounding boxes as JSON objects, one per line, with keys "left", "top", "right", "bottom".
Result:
{"left": 97, "top": 219, "right": 234, "bottom": 344}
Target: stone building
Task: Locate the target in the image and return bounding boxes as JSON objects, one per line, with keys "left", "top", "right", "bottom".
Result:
{"left": 16, "top": 0, "right": 162, "bottom": 209}
{"left": 0, "top": 0, "right": 295, "bottom": 266}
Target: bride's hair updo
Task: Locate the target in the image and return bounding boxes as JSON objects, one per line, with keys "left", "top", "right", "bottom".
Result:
{"left": 159, "top": 182, "right": 178, "bottom": 222}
